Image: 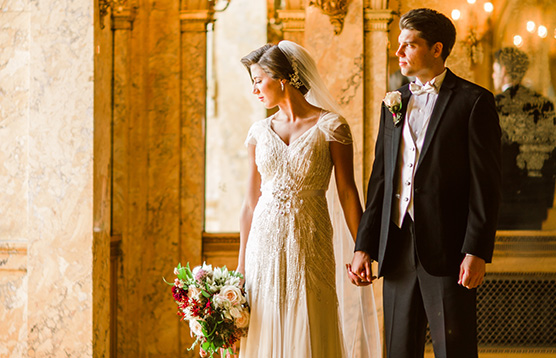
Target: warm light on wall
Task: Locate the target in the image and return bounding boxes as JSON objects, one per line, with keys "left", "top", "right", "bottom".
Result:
{"left": 538, "top": 25, "right": 548, "bottom": 38}
{"left": 515, "top": 19, "right": 554, "bottom": 45}
{"left": 450, "top": 0, "right": 493, "bottom": 66}
{"left": 484, "top": 2, "right": 493, "bottom": 13}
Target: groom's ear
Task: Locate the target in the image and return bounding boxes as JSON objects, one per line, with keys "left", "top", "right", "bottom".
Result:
{"left": 432, "top": 42, "right": 444, "bottom": 59}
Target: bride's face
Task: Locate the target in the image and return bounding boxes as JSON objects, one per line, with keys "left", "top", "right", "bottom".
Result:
{"left": 250, "top": 64, "right": 282, "bottom": 109}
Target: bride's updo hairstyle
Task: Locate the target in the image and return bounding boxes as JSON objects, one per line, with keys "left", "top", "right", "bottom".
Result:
{"left": 241, "top": 43, "right": 309, "bottom": 95}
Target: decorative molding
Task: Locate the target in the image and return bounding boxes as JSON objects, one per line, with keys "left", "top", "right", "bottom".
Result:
{"left": 180, "top": 10, "right": 215, "bottom": 33}
{"left": 276, "top": 9, "right": 306, "bottom": 33}
{"left": 309, "top": 0, "right": 350, "bottom": 35}
{"left": 98, "top": 0, "right": 137, "bottom": 30}
{"left": 364, "top": 8, "right": 394, "bottom": 32}
{"left": 364, "top": 0, "right": 389, "bottom": 10}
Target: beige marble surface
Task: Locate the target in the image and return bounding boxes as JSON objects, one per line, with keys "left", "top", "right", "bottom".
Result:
{"left": 0, "top": 0, "right": 96, "bottom": 356}
{"left": 0, "top": 6, "right": 30, "bottom": 244}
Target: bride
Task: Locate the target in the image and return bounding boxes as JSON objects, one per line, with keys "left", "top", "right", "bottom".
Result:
{"left": 236, "top": 41, "right": 380, "bottom": 358}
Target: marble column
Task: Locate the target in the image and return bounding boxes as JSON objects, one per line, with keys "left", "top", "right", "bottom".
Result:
{"left": 94, "top": 1, "right": 114, "bottom": 358}
{"left": 363, "top": 8, "right": 394, "bottom": 192}
{"left": 140, "top": 0, "right": 182, "bottom": 355}
{"left": 363, "top": 6, "right": 394, "bottom": 354}
{"left": 0, "top": 0, "right": 31, "bottom": 355}
{"left": 180, "top": 9, "right": 213, "bottom": 355}
{"left": 110, "top": 4, "right": 138, "bottom": 357}
{"left": 0, "top": 0, "right": 96, "bottom": 356}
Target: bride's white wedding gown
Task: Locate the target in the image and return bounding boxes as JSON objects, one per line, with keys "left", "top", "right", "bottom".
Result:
{"left": 239, "top": 111, "right": 374, "bottom": 358}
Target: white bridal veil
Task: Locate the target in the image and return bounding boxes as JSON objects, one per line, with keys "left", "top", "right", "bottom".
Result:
{"left": 278, "top": 40, "right": 382, "bottom": 358}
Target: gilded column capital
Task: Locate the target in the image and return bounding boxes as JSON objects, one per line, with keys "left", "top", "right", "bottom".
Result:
{"left": 112, "top": 5, "right": 137, "bottom": 30}
{"left": 276, "top": 9, "right": 306, "bottom": 33}
{"left": 309, "top": 0, "right": 349, "bottom": 35}
{"left": 364, "top": 9, "right": 394, "bottom": 32}
{"left": 99, "top": 0, "right": 137, "bottom": 29}
{"left": 180, "top": 10, "right": 215, "bottom": 33}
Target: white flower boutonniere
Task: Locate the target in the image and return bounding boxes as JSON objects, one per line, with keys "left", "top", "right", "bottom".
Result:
{"left": 383, "top": 91, "right": 403, "bottom": 127}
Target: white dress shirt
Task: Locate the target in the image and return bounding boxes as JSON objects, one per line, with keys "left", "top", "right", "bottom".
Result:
{"left": 392, "top": 69, "right": 447, "bottom": 228}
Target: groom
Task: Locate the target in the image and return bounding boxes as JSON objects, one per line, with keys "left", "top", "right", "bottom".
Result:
{"left": 350, "top": 8, "right": 501, "bottom": 358}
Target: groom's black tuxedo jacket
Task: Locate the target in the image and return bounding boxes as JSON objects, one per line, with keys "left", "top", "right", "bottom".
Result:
{"left": 355, "top": 69, "right": 501, "bottom": 277}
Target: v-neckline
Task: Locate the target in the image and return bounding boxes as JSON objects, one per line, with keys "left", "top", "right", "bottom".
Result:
{"left": 269, "top": 110, "right": 325, "bottom": 147}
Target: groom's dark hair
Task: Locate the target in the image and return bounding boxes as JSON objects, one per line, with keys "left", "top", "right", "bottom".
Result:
{"left": 400, "top": 8, "right": 456, "bottom": 61}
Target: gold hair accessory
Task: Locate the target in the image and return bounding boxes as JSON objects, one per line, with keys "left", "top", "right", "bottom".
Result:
{"left": 288, "top": 61, "right": 303, "bottom": 89}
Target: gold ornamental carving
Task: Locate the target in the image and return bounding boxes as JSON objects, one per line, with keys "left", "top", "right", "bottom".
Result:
{"left": 309, "top": 0, "right": 350, "bottom": 35}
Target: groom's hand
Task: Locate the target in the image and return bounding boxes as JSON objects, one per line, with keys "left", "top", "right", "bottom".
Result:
{"left": 458, "top": 254, "right": 486, "bottom": 289}
{"left": 348, "top": 251, "right": 376, "bottom": 286}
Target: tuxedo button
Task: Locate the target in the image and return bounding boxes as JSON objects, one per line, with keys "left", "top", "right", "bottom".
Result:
{"left": 408, "top": 163, "right": 414, "bottom": 168}
{"left": 403, "top": 197, "right": 409, "bottom": 202}
{"left": 405, "top": 181, "right": 411, "bottom": 186}
{"left": 395, "top": 194, "right": 401, "bottom": 199}
{"left": 410, "top": 147, "right": 415, "bottom": 152}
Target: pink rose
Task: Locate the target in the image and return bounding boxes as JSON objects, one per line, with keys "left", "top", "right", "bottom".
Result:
{"left": 220, "top": 285, "right": 243, "bottom": 306}
{"left": 235, "top": 310, "right": 250, "bottom": 328}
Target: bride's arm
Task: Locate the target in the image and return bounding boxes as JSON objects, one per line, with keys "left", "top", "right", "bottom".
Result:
{"left": 330, "top": 141, "right": 363, "bottom": 241}
{"left": 237, "top": 144, "right": 261, "bottom": 276}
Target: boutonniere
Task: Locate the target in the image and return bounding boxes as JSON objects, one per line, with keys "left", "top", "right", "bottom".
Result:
{"left": 383, "top": 91, "right": 403, "bottom": 127}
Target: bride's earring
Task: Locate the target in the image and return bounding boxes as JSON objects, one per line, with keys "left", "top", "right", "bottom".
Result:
{"left": 281, "top": 81, "right": 284, "bottom": 91}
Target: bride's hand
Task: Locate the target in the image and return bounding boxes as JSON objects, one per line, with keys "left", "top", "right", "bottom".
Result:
{"left": 236, "top": 265, "right": 245, "bottom": 286}
{"left": 347, "top": 251, "right": 376, "bottom": 286}
{"left": 346, "top": 264, "right": 372, "bottom": 286}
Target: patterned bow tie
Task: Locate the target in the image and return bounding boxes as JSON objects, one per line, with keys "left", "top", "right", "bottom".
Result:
{"left": 410, "top": 82, "right": 438, "bottom": 96}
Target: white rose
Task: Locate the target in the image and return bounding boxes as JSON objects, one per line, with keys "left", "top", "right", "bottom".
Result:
{"left": 189, "top": 319, "right": 204, "bottom": 337}
{"left": 220, "top": 285, "right": 243, "bottom": 306}
{"left": 235, "top": 310, "right": 250, "bottom": 329}
{"left": 383, "top": 91, "right": 402, "bottom": 108}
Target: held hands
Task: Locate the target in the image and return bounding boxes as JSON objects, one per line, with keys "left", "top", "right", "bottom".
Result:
{"left": 347, "top": 251, "right": 377, "bottom": 286}
{"left": 458, "top": 254, "right": 486, "bottom": 289}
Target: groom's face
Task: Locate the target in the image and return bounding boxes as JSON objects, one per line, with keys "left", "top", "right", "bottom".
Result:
{"left": 396, "top": 29, "right": 440, "bottom": 82}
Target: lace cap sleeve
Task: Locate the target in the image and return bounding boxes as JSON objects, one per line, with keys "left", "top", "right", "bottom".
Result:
{"left": 244, "top": 119, "right": 265, "bottom": 146}
{"left": 318, "top": 112, "right": 353, "bottom": 145}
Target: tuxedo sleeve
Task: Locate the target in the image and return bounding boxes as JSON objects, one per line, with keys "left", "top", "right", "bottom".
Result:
{"left": 354, "top": 105, "right": 387, "bottom": 259}
{"left": 462, "top": 90, "right": 501, "bottom": 262}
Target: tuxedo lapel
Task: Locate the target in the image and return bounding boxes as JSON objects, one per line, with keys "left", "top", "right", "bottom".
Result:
{"left": 416, "top": 69, "right": 456, "bottom": 170}
{"left": 389, "top": 87, "right": 411, "bottom": 181}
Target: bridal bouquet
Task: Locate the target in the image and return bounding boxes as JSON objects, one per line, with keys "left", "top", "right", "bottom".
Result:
{"left": 168, "top": 262, "right": 249, "bottom": 357}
